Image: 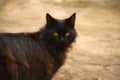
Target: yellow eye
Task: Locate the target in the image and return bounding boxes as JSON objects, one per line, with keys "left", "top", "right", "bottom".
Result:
{"left": 53, "top": 32, "right": 58, "bottom": 36}
{"left": 65, "top": 32, "right": 70, "bottom": 37}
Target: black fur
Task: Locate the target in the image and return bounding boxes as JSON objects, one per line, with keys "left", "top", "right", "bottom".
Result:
{"left": 0, "top": 13, "right": 77, "bottom": 80}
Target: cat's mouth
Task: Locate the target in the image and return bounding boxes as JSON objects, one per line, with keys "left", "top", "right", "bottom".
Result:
{"left": 56, "top": 41, "right": 69, "bottom": 48}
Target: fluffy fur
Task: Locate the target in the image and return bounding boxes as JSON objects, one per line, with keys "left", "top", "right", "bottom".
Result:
{"left": 0, "top": 13, "right": 77, "bottom": 80}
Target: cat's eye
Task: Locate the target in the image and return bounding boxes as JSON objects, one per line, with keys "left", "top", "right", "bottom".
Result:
{"left": 53, "top": 32, "right": 58, "bottom": 36}
{"left": 65, "top": 32, "right": 70, "bottom": 37}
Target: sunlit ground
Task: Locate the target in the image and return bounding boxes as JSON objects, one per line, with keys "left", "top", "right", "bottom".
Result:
{"left": 0, "top": 0, "right": 120, "bottom": 80}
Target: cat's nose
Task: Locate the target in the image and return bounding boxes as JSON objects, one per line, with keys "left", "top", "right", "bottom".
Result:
{"left": 60, "top": 37, "right": 64, "bottom": 41}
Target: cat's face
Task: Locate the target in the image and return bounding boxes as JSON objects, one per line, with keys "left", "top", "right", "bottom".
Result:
{"left": 43, "top": 13, "right": 77, "bottom": 48}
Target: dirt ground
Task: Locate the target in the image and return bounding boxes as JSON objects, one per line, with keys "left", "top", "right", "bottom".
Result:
{"left": 0, "top": 0, "right": 120, "bottom": 80}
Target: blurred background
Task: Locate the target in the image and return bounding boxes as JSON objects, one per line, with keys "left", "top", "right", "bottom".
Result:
{"left": 0, "top": 0, "right": 120, "bottom": 80}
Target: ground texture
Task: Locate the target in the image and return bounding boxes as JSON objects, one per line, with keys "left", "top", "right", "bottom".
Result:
{"left": 0, "top": 0, "right": 120, "bottom": 80}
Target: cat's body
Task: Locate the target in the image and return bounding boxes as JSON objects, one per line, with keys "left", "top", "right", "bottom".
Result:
{"left": 0, "top": 13, "right": 76, "bottom": 80}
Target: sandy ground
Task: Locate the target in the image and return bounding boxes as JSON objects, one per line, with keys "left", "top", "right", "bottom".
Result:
{"left": 0, "top": 0, "right": 120, "bottom": 80}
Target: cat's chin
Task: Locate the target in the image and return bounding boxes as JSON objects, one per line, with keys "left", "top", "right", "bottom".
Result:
{"left": 56, "top": 43, "right": 70, "bottom": 49}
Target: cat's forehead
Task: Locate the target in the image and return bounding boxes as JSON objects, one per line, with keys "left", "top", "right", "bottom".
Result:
{"left": 56, "top": 19, "right": 65, "bottom": 23}
{"left": 46, "top": 18, "right": 74, "bottom": 31}
{"left": 55, "top": 20, "right": 65, "bottom": 27}
{"left": 51, "top": 20, "right": 72, "bottom": 31}
{"left": 56, "top": 20, "right": 68, "bottom": 27}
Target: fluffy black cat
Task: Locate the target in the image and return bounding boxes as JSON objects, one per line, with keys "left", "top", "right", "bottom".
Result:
{"left": 0, "top": 13, "right": 77, "bottom": 80}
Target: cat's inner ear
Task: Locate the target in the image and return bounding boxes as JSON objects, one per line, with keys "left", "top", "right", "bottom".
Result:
{"left": 46, "top": 13, "right": 57, "bottom": 25}
{"left": 65, "top": 13, "right": 76, "bottom": 27}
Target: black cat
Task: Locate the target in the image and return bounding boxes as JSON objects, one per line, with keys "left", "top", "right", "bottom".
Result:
{"left": 0, "top": 13, "right": 77, "bottom": 80}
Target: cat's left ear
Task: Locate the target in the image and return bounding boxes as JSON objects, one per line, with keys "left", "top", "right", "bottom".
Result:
{"left": 65, "top": 13, "right": 76, "bottom": 28}
{"left": 46, "top": 13, "right": 57, "bottom": 25}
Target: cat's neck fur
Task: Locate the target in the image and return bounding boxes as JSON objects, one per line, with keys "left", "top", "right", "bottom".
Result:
{"left": 45, "top": 40, "right": 67, "bottom": 67}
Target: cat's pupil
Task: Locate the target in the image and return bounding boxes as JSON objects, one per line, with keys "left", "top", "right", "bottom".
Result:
{"left": 53, "top": 32, "right": 58, "bottom": 36}
{"left": 65, "top": 32, "right": 70, "bottom": 37}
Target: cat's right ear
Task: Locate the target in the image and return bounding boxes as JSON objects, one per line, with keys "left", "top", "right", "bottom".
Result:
{"left": 46, "top": 13, "right": 57, "bottom": 25}
{"left": 65, "top": 13, "right": 76, "bottom": 28}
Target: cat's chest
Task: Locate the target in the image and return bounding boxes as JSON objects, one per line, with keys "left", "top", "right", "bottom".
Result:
{"left": 51, "top": 50, "right": 67, "bottom": 68}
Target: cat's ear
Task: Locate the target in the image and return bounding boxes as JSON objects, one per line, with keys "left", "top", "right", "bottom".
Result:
{"left": 46, "top": 13, "right": 57, "bottom": 25}
{"left": 65, "top": 13, "right": 76, "bottom": 27}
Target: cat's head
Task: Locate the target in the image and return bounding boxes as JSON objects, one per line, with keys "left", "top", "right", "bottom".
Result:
{"left": 42, "top": 13, "right": 77, "bottom": 49}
